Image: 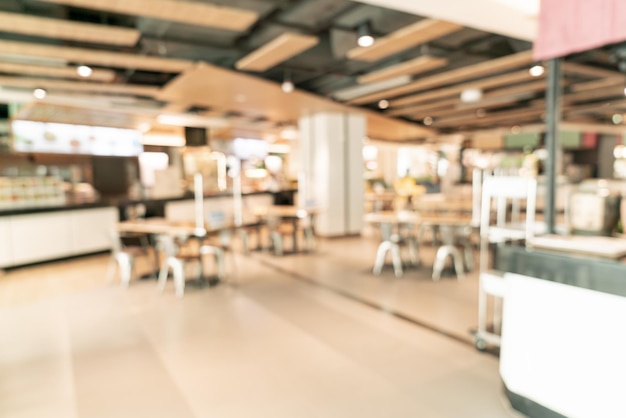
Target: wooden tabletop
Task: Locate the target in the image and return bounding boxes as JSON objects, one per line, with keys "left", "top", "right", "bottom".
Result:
{"left": 365, "top": 211, "right": 472, "bottom": 226}
{"left": 117, "top": 217, "right": 252, "bottom": 237}
{"left": 250, "top": 205, "right": 320, "bottom": 219}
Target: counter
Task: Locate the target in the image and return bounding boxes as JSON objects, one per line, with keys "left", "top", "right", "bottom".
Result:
{"left": 0, "top": 190, "right": 292, "bottom": 269}
{"left": 496, "top": 245, "right": 626, "bottom": 418}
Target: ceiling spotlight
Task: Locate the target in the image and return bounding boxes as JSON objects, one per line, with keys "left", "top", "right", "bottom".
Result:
{"left": 33, "top": 88, "right": 47, "bottom": 99}
{"left": 357, "top": 22, "right": 375, "bottom": 48}
{"left": 423, "top": 116, "right": 433, "bottom": 126}
{"left": 529, "top": 64, "right": 545, "bottom": 77}
{"left": 460, "top": 88, "right": 482, "bottom": 103}
{"left": 281, "top": 71, "right": 294, "bottom": 93}
{"left": 378, "top": 99, "right": 389, "bottom": 109}
{"left": 77, "top": 65, "right": 93, "bottom": 77}
{"left": 612, "top": 114, "right": 624, "bottom": 124}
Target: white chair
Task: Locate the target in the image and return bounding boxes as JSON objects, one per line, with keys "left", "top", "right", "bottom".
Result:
{"left": 372, "top": 222, "right": 419, "bottom": 277}
{"left": 106, "top": 229, "right": 153, "bottom": 287}
{"left": 475, "top": 175, "right": 537, "bottom": 350}
{"left": 156, "top": 234, "right": 225, "bottom": 297}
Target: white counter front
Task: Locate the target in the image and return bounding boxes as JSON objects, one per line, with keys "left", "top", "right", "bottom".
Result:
{"left": 0, "top": 206, "right": 118, "bottom": 268}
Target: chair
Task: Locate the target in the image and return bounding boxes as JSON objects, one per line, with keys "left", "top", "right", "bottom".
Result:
{"left": 372, "top": 221, "right": 419, "bottom": 277}
{"left": 106, "top": 229, "right": 153, "bottom": 287}
{"left": 156, "top": 234, "right": 225, "bottom": 297}
{"left": 268, "top": 211, "right": 316, "bottom": 256}
{"left": 475, "top": 175, "right": 537, "bottom": 350}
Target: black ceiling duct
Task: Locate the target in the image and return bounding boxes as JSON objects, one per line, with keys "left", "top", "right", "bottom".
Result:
{"left": 184, "top": 127, "right": 208, "bottom": 147}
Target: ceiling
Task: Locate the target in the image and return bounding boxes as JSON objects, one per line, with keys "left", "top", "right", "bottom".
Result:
{"left": 0, "top": 0, "right": 624, "bottom": 143}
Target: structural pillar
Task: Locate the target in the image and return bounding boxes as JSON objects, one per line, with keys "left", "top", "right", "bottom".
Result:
{"left": 298, "top": 112, "right": 365, "bottom": 237}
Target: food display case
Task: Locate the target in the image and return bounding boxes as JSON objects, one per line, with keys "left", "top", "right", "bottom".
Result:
{"left": 0, "top": 176, "right": 66, "bottom": 209}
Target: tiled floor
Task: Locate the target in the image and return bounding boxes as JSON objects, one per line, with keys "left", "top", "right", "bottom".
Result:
{"left": 0, "top": 236, "right": 522, "bottom": 417}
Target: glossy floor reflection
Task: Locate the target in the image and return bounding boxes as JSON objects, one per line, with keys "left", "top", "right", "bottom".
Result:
{"left": 0, "top": 236, "right": 521, "bottom": 417}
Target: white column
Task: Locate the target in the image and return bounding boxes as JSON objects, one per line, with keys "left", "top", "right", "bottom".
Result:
{"left": 298, "top": 112, "right": 365, "bottom": 237}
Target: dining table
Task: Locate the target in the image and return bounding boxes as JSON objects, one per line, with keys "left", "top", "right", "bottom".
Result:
{"left": 250, "top": 205, "right": 320, "bottom": 254}
{"left": 365, "top": 206, "right": 475, "bottom": 279}
{"left": 117, "top": 217, "right": 257, "bottom": 286}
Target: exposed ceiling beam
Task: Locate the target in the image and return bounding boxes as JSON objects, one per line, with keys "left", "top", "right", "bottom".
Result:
{"left": 570, "top": 77, "right": 624, "bottom": 93}
{"left": 35, "top": 0, "right": 259, "bottom": 32}
{"left": 564, "top": 86, "right": 626, "bottom": 104}
{"left": 433, "top": 106, "right": 545, "bottom": 127}
{"left": 235, "top": 33, "right": 319, "bottom": 72}
{"left": 562, "top": 62, "right": 624, "bottom": 79}
{"left": 387, "top": 69, "right": 539, "bottom": 111}
{"left": 409, "top": 97, "right": 520, "bottom": 119}
{"left": 0, "top": 61, "right": 116, "bottom": 82}
{"left": 358, "top": 56, "right": 448, "bottom": 84}
{"left": 0, "top": 40, "right": 194, "bottom": 73}
{"left": 0, "top": 76, "right": 159, "bottom": 97}
{"left": 347, "top": 19, "right": 462, "bottom": 62}
{"left": 387, "top": 97, "right": 462, "bottom": 116}
{"left": 347, "top": 50, "right": 534, "bottom": 105}
{"left": 357, "top": 0, "right": 537, "bottom": 41}
{"left": 0, "top": 11, "right": 140, "bottom": 46}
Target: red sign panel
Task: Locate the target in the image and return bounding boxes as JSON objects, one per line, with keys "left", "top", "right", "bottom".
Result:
{"left": 534, "top": 0, "right": 626, "bottom": 60}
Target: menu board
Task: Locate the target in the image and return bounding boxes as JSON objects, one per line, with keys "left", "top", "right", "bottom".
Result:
{"left": 11, "top": 120, "right": 143, "bottom": 156}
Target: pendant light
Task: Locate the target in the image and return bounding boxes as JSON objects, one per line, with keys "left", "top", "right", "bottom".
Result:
{"left": 357, "top": 22, "right": 375, "bottom": 48}
{"left": 281, "top": 71, "right": 294, "bottom": 93}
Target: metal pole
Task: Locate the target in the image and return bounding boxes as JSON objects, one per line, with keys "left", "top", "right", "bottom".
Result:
{"left": 545, "top": 58, "right": 561, "bottom": 234}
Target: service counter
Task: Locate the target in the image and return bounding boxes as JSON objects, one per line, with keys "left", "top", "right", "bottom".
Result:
{"left": 0, "top": 190, "right": 288, "bottom": 269}
{"left": 496, "top": 245, "right": 626, "bottom": 418}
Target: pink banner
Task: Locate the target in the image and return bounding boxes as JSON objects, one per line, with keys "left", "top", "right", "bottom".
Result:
{"left": 534, "top": 0, "right": 626, "bottom": 60}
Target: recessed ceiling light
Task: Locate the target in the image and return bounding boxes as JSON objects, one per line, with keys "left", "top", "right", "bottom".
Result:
{"left": 423, "top": 116, "right": 433, "bottom": 126}
{"left": 77, "top": 65, "right": 93, "bottom": 77}
{"left": 529, "top": 65, "right": 545, "bottom": 77}
{"left": 378, "top": 99, "right": 389, "bottom": 109}
{"left": 33, "top": 88, "right": 47, "bottom": 99}
{"left": 612, "top": 114, "right": 624, "bottom": 124}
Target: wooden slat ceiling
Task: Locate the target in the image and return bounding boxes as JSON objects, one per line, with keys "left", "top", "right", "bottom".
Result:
{"left": 35, "top": 0, "right": 259, "bottom": 32}
{"left": 394, "top": 79, "right": 550, "bottom": 118}
{"left": 347, "top": 19, "right": 463, "bottom": 62}
{"left": 236, "top": 33, "right": 319, "bottom": 72}
{"left": 16, "top": 103, "right": 142, "bottom": 129}
{"left": 347, "top": 50, "right": 535, "bottom": 105}
{"left": 0, "top": 76, "right": 159, "bottom": 97}
{"left": 0, "top": 11, "right": 140, "bottom": 46}
{"left": 157, "top": 62, "right": 435, "bottom": 141}
{"left": 358, "top": 56, "right": 448, "bottom": 84}
{"left": 0, "top": 40, "right": 194, "bottom": 73}
{"left": 0, "top": 62, "right": 116, "bottom": 82}
{"left": 0, "top": 1, "right": 623, "bottom": 139}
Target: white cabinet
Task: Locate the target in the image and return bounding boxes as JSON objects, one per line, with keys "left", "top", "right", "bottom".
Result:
{"left": 0, "top": 218, "right": 12, "bottom": 268}
{"left": 70, "top": 207, "right": 118, "bottom": 254}
{"left": 9, "top": 212, "right": 73, "bottom": 265}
